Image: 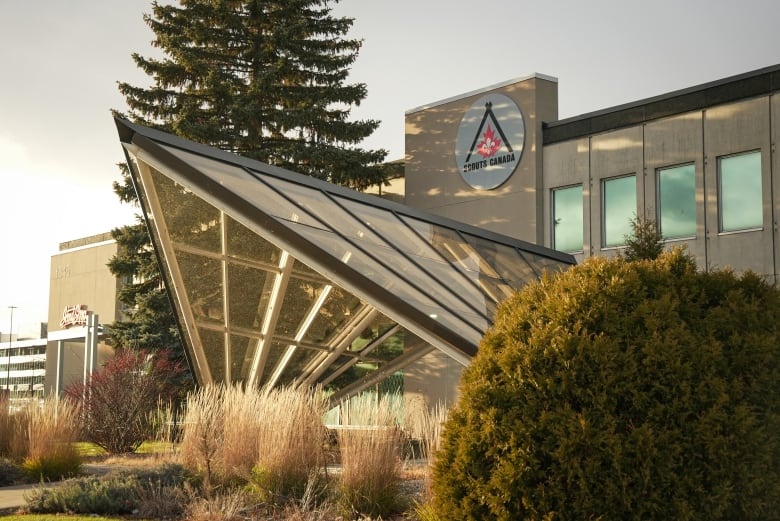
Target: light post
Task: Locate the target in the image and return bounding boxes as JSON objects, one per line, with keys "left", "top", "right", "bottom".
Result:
{"left": 5, "top": 306, "right": 16, "bottom": 398}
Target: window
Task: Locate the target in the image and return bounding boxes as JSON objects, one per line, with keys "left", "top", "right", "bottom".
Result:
{"left": 719, "top": 151, "right": 762, "bottom": 232}
{"left": 552, "top": 185, "right": 583, "bottom": 253}
{"left": 603, "top": 175, "right": 636, "bottom": 247}
{"left": 658, "top": 163, "right": 696, "bottom": 239}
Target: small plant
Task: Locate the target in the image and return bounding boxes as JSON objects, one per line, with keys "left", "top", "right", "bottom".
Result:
{"left": 337, "top": 393, "right": 406, "bottom": 518}
{"left": 249, "top": 386, "right": 328, "bottom": 503}
{"left": 11, "top": 396, "right": 81, "bottom": 481}
{"left": 24, "top": 462, "right": 191, "bottom": 515}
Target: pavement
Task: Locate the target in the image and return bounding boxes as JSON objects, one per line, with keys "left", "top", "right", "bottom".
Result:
{"left": 0, "top": 463, "right": 109, "bottom": 514}
{"left": 0, "top": 480, "right": 55, "bottom": 513}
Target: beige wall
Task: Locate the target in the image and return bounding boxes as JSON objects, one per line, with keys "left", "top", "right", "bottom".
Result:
{"left": 405, "top": 75, "right": 558, "bottom": 244}
{"left": 45, "top": 237, "right": 121, "bottom": 394}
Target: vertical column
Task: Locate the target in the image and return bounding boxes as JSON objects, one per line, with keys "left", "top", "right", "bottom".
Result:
{"left": 55, "top": 340, "right": 65, "bottom": 396}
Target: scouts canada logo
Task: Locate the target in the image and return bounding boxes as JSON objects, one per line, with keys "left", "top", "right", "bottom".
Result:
{"left": 455, "top": 93, "right": 525, "bottom": 190}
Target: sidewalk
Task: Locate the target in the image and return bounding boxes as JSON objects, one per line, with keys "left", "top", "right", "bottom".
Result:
{"left": 0, "top": 463, "right": 108, "bottom": 513}
{"left": 0, "top": 481, "right": 55, "bottom": 513}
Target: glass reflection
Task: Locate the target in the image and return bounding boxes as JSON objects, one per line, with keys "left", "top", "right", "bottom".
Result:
{"left": 304, "top": 286, "right": 362, "bottom": 345}
{"left": 228, "top": 264, "right": 271, "bottom": 331}
{"left": 658, "top": 164, "right": 696, "bottom": 238}
{"left": 150, "top": 168, "right": 222, "bottom": 253}
{"left": 177, "top": 251, "right": 224, "bottom": 324}
{"left": 603, "top": 175, "right": 636, "bottom": 247}
{"left": 719, "top": 151, "right": 762, "bottom": 232}
{"left": 226, "top": 216, "right": 281, "bottom": 265}
{"left": 229, "top": 334, "right": 253, "bottom": 383}
{"left": 553, "top": 185, "right": 583, "bottom": 252}
{"left": 199, "top": 327, "right": 225, "bottom": 383}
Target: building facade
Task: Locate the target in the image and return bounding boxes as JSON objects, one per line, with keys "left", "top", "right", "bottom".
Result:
{"left": 44, "top": 232, "right": 122, "bottom": 396}
{"left": 405, "top": 65, "right": 780, "bottom": 283}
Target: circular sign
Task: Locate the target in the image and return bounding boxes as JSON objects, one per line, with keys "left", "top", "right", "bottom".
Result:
{"left": 454, "top": 93, "right": 525, "bottom": 190}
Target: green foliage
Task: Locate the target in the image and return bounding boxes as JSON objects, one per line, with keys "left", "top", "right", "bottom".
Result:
{"left": 109, "top": 1, "right": 388, "bottom": 376}
{"left": 0, "top": 458, "right": 23, "bottom": 486}
{"left": 25, "top": 463, "right": 190, "bottom": 515}
{"left": 21, "top": 453, "right": 81, "bottom": 482}
{"left": 623, "top": 215, "right": 663, "bottom": 261}
{"left": 432, "top": 249, "right": 780, "bottom": 520}
{"left": 117, "top": 0, "right": 387, "bottom": 189}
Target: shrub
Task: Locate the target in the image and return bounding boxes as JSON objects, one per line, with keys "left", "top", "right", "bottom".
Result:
{"left": 64, "top": 348, "right": 185, "bottom": 454}
{"left": 25, "top": 462, "right": 191, "bottom": 515}
{"left": 432, "top": 249, "right": 780, "bottom": 520}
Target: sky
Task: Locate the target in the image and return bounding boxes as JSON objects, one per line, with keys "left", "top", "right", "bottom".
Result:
{"left": 0, "top": 0, "right": 778, "bottom": 337}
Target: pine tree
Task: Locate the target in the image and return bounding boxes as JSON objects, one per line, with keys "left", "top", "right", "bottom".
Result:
{"left": 108, "top": 1, "right": 387, "bottom": 367}
{"left": 116, "top": 0, "right": 387, "bottom": 188}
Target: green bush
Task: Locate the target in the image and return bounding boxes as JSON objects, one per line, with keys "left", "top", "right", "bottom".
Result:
{"left": 432, "top": 249, "right": 780, "bottom": 520}
{"left": 25, "top": 462, "right": 191, "bottom": 515}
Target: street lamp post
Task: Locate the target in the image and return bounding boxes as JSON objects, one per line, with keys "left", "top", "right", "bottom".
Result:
{"left": 5, "top": 306, "right": 16, "bottom": 398}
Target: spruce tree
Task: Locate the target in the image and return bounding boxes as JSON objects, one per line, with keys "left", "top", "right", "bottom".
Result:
{"left": 109, "top": 0, "right": 387, "bottom": 363}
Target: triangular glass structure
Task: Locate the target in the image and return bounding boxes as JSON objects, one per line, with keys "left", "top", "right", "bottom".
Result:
{"left": 115, "top": 119, "right": 575, "bottom": 401}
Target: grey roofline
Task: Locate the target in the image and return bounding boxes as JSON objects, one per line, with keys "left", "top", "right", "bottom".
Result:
{"left": 115, "top": 117, "right": 575, "bottom": 265}
{"left": 543, "top": 63, "right": 780, "bottom": 145}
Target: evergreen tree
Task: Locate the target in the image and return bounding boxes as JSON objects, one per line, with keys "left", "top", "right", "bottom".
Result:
{"left": 622, "top": 215, "right": 664, "bottom": 262}
{"left": 108, "top": 1, "right": 387, "bottom": 366}
{"left": 116, "top": 0, "right": 387, "bottom": 188}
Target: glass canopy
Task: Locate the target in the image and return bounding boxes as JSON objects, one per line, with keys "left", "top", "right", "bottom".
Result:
{"left": 115, "top": 118, "right": 575, "bottom": 401}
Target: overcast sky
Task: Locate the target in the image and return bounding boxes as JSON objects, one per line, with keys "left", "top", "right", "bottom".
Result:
{"left": 1, "top": 0, "right": 778, "bottom": 336}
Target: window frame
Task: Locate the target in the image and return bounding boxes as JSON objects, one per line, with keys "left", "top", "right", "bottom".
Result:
{"left": 601, "top": 174, "right": 637, "bottom": 248}
{"left": 551, "top": 183, "right": 584, "bottom": 254}
{"left": 656, "top": 162, "right": 696, "bottom": 240}
{"left": 717, "top": 149, "right": 763, "bottom": 234}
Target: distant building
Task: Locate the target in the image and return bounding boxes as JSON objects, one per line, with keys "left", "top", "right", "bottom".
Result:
{"left": 43, "top": 232, "right": 123, "bottom": 396}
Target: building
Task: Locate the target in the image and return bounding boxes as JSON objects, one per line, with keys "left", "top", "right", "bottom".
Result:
{"left": 406, "top": 64, "right": 780, "bottom": 282}
{"left": 44, "top": 233, "right": 122, "bottom": 396}
{"left": 111, "top": 64, "right": 780, "bottom": 405}
{"left": 0, "top": 336, "right": 47, "bottom": 408}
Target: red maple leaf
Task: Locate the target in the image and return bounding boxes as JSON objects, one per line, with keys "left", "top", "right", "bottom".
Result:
{"left": 476, "top": 125, "right": 502, "bottom": 158}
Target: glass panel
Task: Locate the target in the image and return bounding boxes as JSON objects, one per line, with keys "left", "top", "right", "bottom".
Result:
{"left": 177, "top": 251, "right": 224, "bottom": 325}
{"left": 276, "top": 277, "right": 325, "bottom": 339}
{"left": 603, "top": 175, "right": 636, "bottom": 247}
{"left": 461, "top": 233, "right": 537, "bottom": 289}
{"left": 274, "top": 346, "right": 320, "bottom": 387}
{"left": 658, "top": 164, "right": 696, "bottom": 238}
{"left": 199, "top": 327, "right": 226, "bottom": 383}
{"left": 286, "top": 221, "right": 485, "bottom": 344}
{"left": 160, "top": 145, "right": 328, "bottom": 230}
{"left": 369, "top": 329, "right": 405, "bottom": 362}
{"left": 349, "top": 315, "right": 398, "bottom": 353}
{"left": 553, "top": 185, "right": 583, "bottom": 252}
{"left": 719, "top": 151, "right": 762, "bottom": 232}
{"left": 226, "top": 216, "right": 282, "bottom": 265}
{"left": 149, "top": 167, "right": 222, "bottom": 253}
{"left": 228, "top": 263, "right": 271, "bottom": 331}
{"left": 400, "top": 217, "right": 502, "bottom": 308}
{"left": 304, "top": 286, "right": 362, "bottom": 345}
{"left": 229, "top": 334, "right": 254, "bottom": 383}
{"left": 258, "top": 341, "right": 287, "bottom": 388}
{"left": 337, "top": 197, "right": 429, "bottom": 255}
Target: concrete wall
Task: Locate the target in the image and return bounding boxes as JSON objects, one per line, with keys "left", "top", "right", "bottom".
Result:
{"left": 405, "top": 75, "right": 558, "bottom": 244}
